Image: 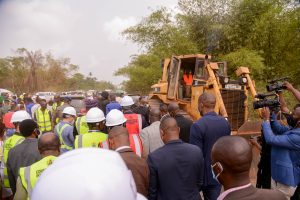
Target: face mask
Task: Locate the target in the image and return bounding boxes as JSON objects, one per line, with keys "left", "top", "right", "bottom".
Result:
{"left": 211, "top": 162, "right": 223, "bottom": 183}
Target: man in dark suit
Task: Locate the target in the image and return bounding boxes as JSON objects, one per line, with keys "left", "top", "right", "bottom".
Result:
{"left": 190, "top": 93, "right": 231, "bottom": 200}
{"left": 211, "top": 135, "right": 285, "bottom": 200}
{"left": 108, "top": 126, "right": 149, "bottom": 198}
{"left": 148, "top": 116, "right": 204, "bottom": 200}
{"left": 168, "top": 102, "right": 193, "bottom": 143}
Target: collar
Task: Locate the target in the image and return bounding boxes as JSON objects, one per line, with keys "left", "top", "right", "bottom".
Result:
{"left": 115, "top": 146, "right": 131, "bottom": 152}
{"left": 88, "top": 130, "right": 102, "bottom": 133}
{"left": 14, "top": 132, "right": 22, "bottom": 136}
{"left": 217, "top": 183, "right": 252, "bottom": 200}
{"left": 61, "top": 121, "right": 72, "bottom": 125}
{"left": 123, "top": 110, "right": 134, "bottom": 114}
{"left": 203, "top": 111, "right": 217, "bottom": 117}
{"left": 166, "top": 139, "right": 182, "bottom": 145}
{"left": 151, "top": 121, "right": 160, "bottom": 125}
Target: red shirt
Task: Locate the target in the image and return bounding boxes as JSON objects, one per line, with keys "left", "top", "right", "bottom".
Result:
{"left": 3, "top": 111, "right": 15, "bottom": 129}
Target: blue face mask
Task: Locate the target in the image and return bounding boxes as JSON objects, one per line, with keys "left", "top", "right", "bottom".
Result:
{"left": 211, "top": 162, "right": 223, "bottom": 183}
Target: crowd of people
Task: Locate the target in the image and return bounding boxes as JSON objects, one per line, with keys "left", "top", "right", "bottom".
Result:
{"left": 0, "top": 82, "right": 299, "bottom": 200}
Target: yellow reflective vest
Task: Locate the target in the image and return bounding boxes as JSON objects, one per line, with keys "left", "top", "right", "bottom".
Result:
{"left": 35, "top": 108, "right": 52, "bottom": 132}
{"left": 75, "top": 116, "right": 89, "bottom": 135}
{"left": 55, "top": 123, "right": 73, "bottom": 151}
{"left": 52, "top": 102, "right": 64, "bottom": 124}
{"left": 52, "top": 102, "right": 64, "bottom": 112}
{"left": 19, "top": 155, "right": 56, "bottom": 198}
{"left": 3, "top": 133, "right": 25, "bottom": 187}
{"left": 74, "top": 131, "right": 107, "bottom": 148}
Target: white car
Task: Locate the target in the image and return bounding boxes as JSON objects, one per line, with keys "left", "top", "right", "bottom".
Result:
{"left": 35, "top": 92, "right": 56, "bottom": 102}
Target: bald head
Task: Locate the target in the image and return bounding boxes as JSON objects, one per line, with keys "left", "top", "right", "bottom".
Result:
{"left": 38, "top": 132, "right": 60, "bottom": 156}
{"left": 212, "top": 136, "right": 252, "bottom": 174}
{"left": 198, "top": 93, "right": 216, "bottom": 116}
{"left": 168, "top": 102, "right": 180, "bottom": 117}
{"left": 160, "top": 116, "right": 180, "bottom": 143}
{"left": 159, "top": 103, "right": 168, "bottom": 116}
{"left": 149, "top": 108, "right": 161, "bottom": 123}
{"left": 199, "top": 93, "right": 216, "bottom": 108}
{"left": 108, "top": 126, "right": 130, "bottom": 150}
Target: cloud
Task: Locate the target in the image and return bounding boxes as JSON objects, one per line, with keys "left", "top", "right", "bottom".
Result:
{"left": 0, "top": 0, "right": 178, "bottom": 85}
{"left": 103, "top": 16, "right": 137, "bottom": 43}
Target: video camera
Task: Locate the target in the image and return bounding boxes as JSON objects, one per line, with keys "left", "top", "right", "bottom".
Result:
{"left": 266, "top": 77, "right": 289, "bottom": 92}
{"left": 253, "top": 93, "right": 280, "bottom": 110}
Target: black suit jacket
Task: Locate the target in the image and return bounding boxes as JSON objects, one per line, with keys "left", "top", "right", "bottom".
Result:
{"left": 147, "top": 139, "right": 204, "bottom": 200}
{"left": 174, "top": 114, "right": 193, "bottom": 143}
{"left": 224, "top": 185, "right": 286, "bottom": 200}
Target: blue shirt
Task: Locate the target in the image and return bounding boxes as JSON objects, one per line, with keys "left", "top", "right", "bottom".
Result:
{"left": 189, "top": 112, "right": 231, "bottom": 186}
{"left": 26, "top": 103, "right": 34, "bottom": 116}
{"left": 54, "top": 121, "right": 74, "bottom": 153}
{"left": 262, "top": 117, "right": 300, "bottom": 186}
{"left": 106, "top": 102, "right": 121, "bottom": 114}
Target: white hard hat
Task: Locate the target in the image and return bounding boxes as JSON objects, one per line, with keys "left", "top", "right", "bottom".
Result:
{"left": 120, "top": 96, "right": 134, "bottom": 107}
{"left": 105, "top": 109, "right": 127, "bottom": 127}
{"left": 11, "top": 110, "right": 31, "bottom": 123}
{"left": 62, "top": 107, "right": 77, "bottom": 116}
{"left": 86, "top": 107, "right": 105, "bottom": 123}
{"left": 31, "top": 148, "right": 147, "bottom": 200}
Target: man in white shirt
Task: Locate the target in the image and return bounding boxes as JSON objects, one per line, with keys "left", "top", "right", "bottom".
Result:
{"left": 140, "top": 108, "right": 163, "bottom": 158}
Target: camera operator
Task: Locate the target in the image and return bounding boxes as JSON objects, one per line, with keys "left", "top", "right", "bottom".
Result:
{"left": 261, "top": 106, "right": 300, "bottom": 199}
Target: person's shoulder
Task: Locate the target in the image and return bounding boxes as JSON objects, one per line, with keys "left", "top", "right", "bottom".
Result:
{"left": 142, "top": 122, "right": 158, "bottom": 131}
{"left": 148, "top": 145, "right": 166, "bottom": 157}
{"left": 255, "top": 188, "right": 286, "bottom": 200}
{"left": 182, "top": 142, "right": 202, "bottom": 152}
{"left": 8, "top": 142, "right": 24, "bottom": 155}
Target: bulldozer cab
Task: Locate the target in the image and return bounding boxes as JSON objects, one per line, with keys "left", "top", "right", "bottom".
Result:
{"left": 167, "top": 55, "right": 227, "bottom": 101}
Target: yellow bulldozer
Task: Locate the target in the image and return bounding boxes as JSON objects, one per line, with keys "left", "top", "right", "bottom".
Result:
{"left": 148, "top": 54, "right": 261, "bottom": 135}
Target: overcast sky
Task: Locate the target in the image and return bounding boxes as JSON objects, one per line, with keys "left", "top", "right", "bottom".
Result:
{"left": 0, "top": 0, "right": 177, "bottom": 84}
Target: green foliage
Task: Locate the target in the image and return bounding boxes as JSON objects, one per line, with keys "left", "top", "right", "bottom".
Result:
{"left": 115, "top": 54, "right": 161, "bottom": 94}
{"left": 118, "top": 0, "right": 300, "bottom": 94}
{"left": 118, "top": 8, "right": 199, "bottom": 93}
{"left": 219, "top": 48, "right": 265, "bottom": 80}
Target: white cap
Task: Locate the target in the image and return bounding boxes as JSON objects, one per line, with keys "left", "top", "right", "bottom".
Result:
{"left": 86, "top": 107, "right": 105, "bottom": 123}
{"left": 62, "top": 107, "right": 77, "bottom": 116}
{"left": 11, "top": 110, "right": 31, "bottom": 123}
{"left": 120, "top": 96, "right": 134, "bottom": 107}
{"left": 31, "top": 149, "right": 147, "bottom": 200}
{"left": 105, "top": 109, "right": 127, "bottom": 127}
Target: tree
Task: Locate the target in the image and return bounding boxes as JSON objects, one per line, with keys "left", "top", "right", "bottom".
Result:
{"left": 115, "top": 54, "right": 161, "bottom": 94}
{"left": 117, "top": 8, "right": 199, "bottom": 93}
{"left": 219, "top": 48, "right": 265, "bottom": 80}
{"left": 0, "top": 48, "right": 116, "bottom": 93}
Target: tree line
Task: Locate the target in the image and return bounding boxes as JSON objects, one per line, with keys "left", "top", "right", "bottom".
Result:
{"left": 0, "top": 48, "right": 115, "bottom": 94}
{"left": 116, "top": 0, "right": 300, "bottom": 96}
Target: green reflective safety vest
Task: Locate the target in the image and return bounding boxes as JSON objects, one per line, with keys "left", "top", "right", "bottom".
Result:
{"left": 35, "top": 108, "right": 52, "bottom": 132}
{"left": 74, "top": 131, "right": 107, "bottom": 148}
{"left": 52, "top": 102, "right": 64, "bottom": 124}
{"left": 75, "top": 116, "right": 89, "bottom": 135}
{"left": 19, "top": 155, "right": 56, "bottom": 198}
{"left": 52, "top": 102, "right": 64, "bottom": 112}
{"left": 3, "top": 134, "right": 25, "bottom": 187}
{"left": 56, "top": 123, "right": 73, "bottom": 151}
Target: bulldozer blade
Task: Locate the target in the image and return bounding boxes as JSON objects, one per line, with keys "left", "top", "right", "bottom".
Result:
{"left": 236, "top": 121, "right": 262, "bottom": 136}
